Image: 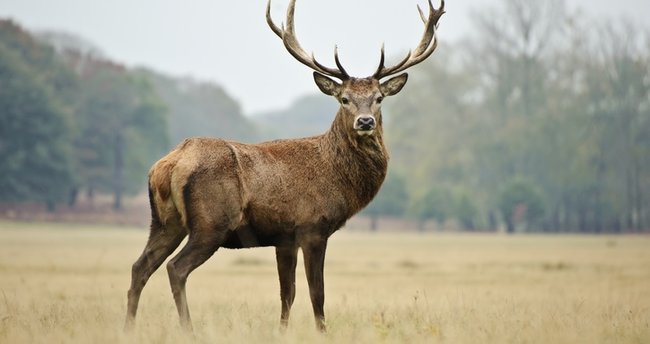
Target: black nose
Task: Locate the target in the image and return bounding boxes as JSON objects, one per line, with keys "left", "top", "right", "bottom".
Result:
{"left": 356, "top": 116, "right": 376, "bottom": 130}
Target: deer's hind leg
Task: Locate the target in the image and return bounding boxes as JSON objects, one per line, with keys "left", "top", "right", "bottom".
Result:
{"left": 166, "top": 158, "right": 246, "bottom": 331}
{"left": 166, "top": 229, "right": 224, "bottom": 332}
{"left": 165, "top": 194, "right": 236, "bottom": 331}
{"left": 125, "top": 219, "right": 187, "bottom": 331}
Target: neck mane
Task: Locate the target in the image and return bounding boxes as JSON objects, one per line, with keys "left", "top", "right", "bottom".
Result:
{"left": 323, "top": 107, "right": 389, "bottom": 215}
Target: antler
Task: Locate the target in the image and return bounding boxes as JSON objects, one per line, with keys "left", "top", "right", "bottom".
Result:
{"left": 373, "top": 0, "right": 445, "bottom": 79}
{"left": 266, "top": 0, "right": 350, "bottom": 80}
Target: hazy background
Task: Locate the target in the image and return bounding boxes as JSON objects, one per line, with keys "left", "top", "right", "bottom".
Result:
{"left": 1, "top": 0, "right": 649, "bottom": 233}
{"left": 1, "top": 0, "right": 648, "bottom": 113}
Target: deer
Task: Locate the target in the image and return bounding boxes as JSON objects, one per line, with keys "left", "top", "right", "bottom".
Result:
{"left": 124, "top": 0, "right": 444, "bottom": 333}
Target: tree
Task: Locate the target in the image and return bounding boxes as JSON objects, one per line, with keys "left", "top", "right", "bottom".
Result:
{"left": 469, "top": 0, "right": 566, "bottom": 118}
{"left": 410, "top": 186, "right": 453, "bottom": 231}
{"left": 66, "top": 53, "right": 169, "bottom": 209}
{"left": 498, "top": 178, "right": 545, "bottom": 233}
{"left": 452, "top": 190, "right": 479, "bottom": 231}
{"left": 578, "top": 22, "right": 650, "bottom": 231}
{"left": 0, "top": 40, "right": 74, "bottom": 207}
{"left": 363, "top": 172, "right": 408, "bottom": 231}
{"left": 0, "top": 21, "right": 77, "bottom": 208}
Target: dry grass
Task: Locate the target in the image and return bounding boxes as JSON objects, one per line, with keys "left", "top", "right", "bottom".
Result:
{"left": 0, "top": 221, "right": 648, "bottom": 343}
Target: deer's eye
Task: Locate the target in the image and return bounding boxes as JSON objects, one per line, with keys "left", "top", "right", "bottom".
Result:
{"left": 376, "top": 96, "right": 384, "bottom": 104}
{"left": 341, "top": 97, "right": 349, "bottom": 105}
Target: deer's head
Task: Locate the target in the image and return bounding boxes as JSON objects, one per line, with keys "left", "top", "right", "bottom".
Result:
{"left": 267, "top": 0, "right": 445, "bottom": 137}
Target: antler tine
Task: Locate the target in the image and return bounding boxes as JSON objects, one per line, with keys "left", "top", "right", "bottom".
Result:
{"left": 313, "top": 46, "right": 349, "bottom": 78}
{"left": 266, "top": 0, "right": 284, "bottom": 39}
{"left": 377, "top": 44, "right": 386, "bottom": 72}
{"left": 373, "top": 0, "right": 445, "bottom": 79}
{"left": 413, "top": 0, "right": 439, "bottom": 56}
{"left": 333, "top": 46, "right": 349, "bottom": 77}
{"left": 374, "top": 44, "right": 414, "bottom": 79}
{"left": 417, "top": 4, "right": 427, "bottom": 23}
{"left": 267, "top": 0, "right": 349, "bottom": 80}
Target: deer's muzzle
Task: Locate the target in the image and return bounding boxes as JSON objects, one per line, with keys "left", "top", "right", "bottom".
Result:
{"left": 354, "top": 115, "right": 376, "bottom": 134}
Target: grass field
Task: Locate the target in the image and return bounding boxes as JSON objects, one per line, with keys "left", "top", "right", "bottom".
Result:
{"left": 0, "top": 221, "right": 648, "bottom": 343}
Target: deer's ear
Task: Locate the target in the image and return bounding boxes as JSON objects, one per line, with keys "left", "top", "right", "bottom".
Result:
{"left": 380, "top": 73, "right": 408, "bottom": 96}
{"left": 313, "top": 72, "right": 341, "bottom": 96}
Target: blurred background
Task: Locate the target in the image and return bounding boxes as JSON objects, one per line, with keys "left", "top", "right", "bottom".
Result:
{"left": 1, "top": 0, "right": 649, "bottom": 233}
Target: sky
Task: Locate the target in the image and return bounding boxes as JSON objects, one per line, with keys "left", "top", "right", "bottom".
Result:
{"left": 1, "top": 0, "right": 648, "bottom": 114}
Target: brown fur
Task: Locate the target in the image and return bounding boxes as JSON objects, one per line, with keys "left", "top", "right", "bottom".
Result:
{"left": 124, "top": 78, "right": 394, "bottom": 333}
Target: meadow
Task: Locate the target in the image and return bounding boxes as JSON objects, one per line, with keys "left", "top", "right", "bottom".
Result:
{"left": 0, "top": 221, "right": 648, "bottom": 343}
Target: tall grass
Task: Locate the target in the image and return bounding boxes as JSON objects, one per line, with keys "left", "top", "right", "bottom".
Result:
{"left": 0, "top": 221, "right": 648, "bottom": 343}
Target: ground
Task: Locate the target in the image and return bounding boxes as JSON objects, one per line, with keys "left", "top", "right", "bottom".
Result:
{"left": 0, "top": 221, "right": 648, "bottom": 343}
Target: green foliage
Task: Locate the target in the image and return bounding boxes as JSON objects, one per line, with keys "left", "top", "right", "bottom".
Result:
{"left": 365, "top": 172, "right": 409, "bottom": 217}
{"left": 498, "top": 179, "right": 545, "bottom": 232}
{"left": 409, "top": 186, "right": 478, "bottom": 230}
{"left": 0, "top": 20, "right": 171, "bottom": 209}
{"left": 0, "top": 20, "right": 260, "bottom": 210}
{"left": 363, "top": 172, "right": 409, "bottom": 230}
{"left": 0, "top": 21, "right": 75, "bottom": 206}
{"left": 452, "top": 190, "right": 478, "bottom": 231}
{"left": 72, "top": 60, "right": 169, "bottom": 206}
{"left": 410, "top": 186, "right": 452, "bottom": 227}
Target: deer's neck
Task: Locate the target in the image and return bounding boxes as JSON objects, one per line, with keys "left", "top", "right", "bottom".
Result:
{"left": 324, "top": 108, "right": 389, "bottom": 214}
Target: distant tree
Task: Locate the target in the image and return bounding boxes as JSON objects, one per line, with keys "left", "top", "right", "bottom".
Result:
{"left": 498, "top": 178, "right": 545, "bottom": 233}
{"left": 469, "top": 0, "right": 566, "bottom": 119}
{"left": 452, "top": 190, "right": 478, "bottom": 231}
{"left": 363, "top": 172, "right": 408, "bottom": 231}
{"left": 122, "top": 80, "right": 169, "bottom": 192}
{"left": 70, "top": 56, "right": 169, "bottom": 209}
{"left": 0, "top": 42, "right": 74, "bottom": 207}
{"left": 578, "top": 22, "right": 650, "bottom": 232}
{"left": 410, "top": 186, "right": 453, "bottom": 231}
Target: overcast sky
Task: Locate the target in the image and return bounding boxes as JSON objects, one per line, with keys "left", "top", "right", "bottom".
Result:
{"left": 1, "top": 0, "right": 648, "bottom": 114}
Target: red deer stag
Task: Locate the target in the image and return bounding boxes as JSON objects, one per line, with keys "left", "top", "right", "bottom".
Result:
{"left": 125, "top": 0, "right": 444, "bottom": 333}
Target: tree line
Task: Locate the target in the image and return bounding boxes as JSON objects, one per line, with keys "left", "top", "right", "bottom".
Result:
{"left": 378, "top": 0, "right": 650, "bottom": 233}
{"left": 0, "top": 20, "right": 254, "bottom": 210}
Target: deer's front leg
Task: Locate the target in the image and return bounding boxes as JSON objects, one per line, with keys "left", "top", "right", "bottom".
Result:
{"left": 302, "top": 239, "right": 328, "bottom": 332}
{"left": 276, "top": 245, "right": 298, "bottom": 328}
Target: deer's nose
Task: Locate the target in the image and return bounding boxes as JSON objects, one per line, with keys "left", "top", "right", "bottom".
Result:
{"left": 355, "top": 116, "right": 376, "bottom": 131}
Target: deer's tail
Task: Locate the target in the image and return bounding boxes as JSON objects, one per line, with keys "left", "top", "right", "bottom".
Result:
{"left": 148, "top": 154, "right": 184, "bottom": 229}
